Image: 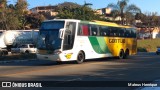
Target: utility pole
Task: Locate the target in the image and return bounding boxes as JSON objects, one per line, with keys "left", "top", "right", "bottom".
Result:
{"left": 83, "top": 1, "right": 92, "bottom": 20}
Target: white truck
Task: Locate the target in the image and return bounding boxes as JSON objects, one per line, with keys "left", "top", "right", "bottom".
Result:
{"left": 0, "top": 30, "right": 38, "bottom": 56}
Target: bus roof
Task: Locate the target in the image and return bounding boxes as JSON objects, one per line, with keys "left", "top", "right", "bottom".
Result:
{"left": 92, "top": 20, "right": 133, "bottom": 28}
{"left": 92, "top": 20, "right": 119, "bottom": 27}
{"left": 43, "top": 19, "right": 81, "bottom": 22}
{"left": 43, "top": 19, "right": 133, "bottom": 29}
{"left": 80, "top": 20, "right": 133, "bottom": 28}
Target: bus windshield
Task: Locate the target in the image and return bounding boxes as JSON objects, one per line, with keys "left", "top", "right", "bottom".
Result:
{"left": 37, "top": 21, "right": 65, "bottom": 50}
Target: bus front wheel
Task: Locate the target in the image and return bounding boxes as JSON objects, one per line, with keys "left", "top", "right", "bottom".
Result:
{"left": 76, "top": 51, "right": 85, "bottom": 64}
{"left": 56, "top": 61, "right": 62, "bottom": 64}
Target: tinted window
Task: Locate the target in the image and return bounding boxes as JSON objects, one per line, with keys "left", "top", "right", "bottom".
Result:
{"left": 41, "top": 21, "right": 64, "bottom": 30}
{"left": 78, "top": 23, "right": 89, "bottom": 36}
{"left": 109, "top": 27, "right": 119, "bottom": 37}
{"left": 119, "top": 28, "right": 125, "bottom": 37}
{"left": 131, "top": 28, "right": 137, "bottom": 38}
{"left": 29, "top": 45, "right": 35, "bottom": 48}
{"left": 63, "top": 22, "right": 76, "bottom": 50}
{"left": 125, "top": 29, "right": 131, "bottom": 37}
{"left": 90, "top": 25, "right": 98, "bottom": 36}
{"left": 99, "top": 26, "right": 109, "bottom": 36}
{"left": 21, "top": 45, "right": 28, "bottom": 48}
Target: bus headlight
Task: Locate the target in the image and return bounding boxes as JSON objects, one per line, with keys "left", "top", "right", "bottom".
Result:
{"left": 54, "top": 50, "right": 62, "bottom": 55}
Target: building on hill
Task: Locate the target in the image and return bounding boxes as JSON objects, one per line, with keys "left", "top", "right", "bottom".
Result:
{"left": 30, "top": 6, "right": 58, "bottom": 17}
{"left": 152, "top": 27, "right": 160, "bottom": 39}
{"left": 137, "top": 26, "right": 160, "bottom": 39}
{"left": 29, "top": 2, "right": 80, "bottom": 19}
{"left": 95, "top": 8, "right": 111, "bottom": 15}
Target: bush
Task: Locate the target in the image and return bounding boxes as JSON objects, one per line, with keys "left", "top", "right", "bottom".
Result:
{"left": 137, "top": 47, "right": 148, "bottom": 52}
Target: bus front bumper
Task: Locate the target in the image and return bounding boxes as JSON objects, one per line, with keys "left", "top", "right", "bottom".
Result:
{"left": 37, "top": 54, "right": 62, "bottom": 61}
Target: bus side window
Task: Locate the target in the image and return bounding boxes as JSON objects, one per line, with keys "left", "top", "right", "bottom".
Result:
{"left": 78, "top": 24, "right": 83, "bottom": 35}
{"left": 99, "top": 26, "right": 104, "bottom": 36}
{"left": 82, "top": 25, "right": 89, "bottom": 36}
{"left": 100, "top": 26, "right": 109, "bottom": 36}
{"left": 114, "top": 27, "right": 119, "bottom": 37}
{"left": 110, "top": 27, "right": 115, "bottom": 37}
{"left": 78, "top": 24, "right": 89, "bottom": 36}
{"left": 107, "top": 27, "right": 111, "bottom": 36}
{"left": 125, "top": 29, "right": 131, "bottom": 37}
{"left": 125, "top": 29, "right": 128, "bottom": 37}
{"left": 90, "top": 25, "right": 98, "bottom": 36}
{"left": 131, "top": 28, "right": 136, "bottom": 38}
{"left": 119, "top": 28, "right": 125, "bottom": 37}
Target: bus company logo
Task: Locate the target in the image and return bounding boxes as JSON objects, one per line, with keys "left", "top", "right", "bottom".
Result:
{"left": 2, "top": 82, "right": 11, "bottom": 87}
{"left": 109, "top": 39, "right": 125, "bottom": 43}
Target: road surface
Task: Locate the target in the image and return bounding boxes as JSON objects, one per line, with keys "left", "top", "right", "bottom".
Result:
{"left": 0, "top": 52, "right": 160, "bottom": 90}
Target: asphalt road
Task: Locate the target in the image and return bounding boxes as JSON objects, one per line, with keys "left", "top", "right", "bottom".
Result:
{"left": 0, "top": 52, "right": 160, "bottom": 90}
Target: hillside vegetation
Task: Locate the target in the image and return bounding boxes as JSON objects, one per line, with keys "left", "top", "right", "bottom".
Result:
{"left": 137, "top": 38, "right": 160, "bottom": 52}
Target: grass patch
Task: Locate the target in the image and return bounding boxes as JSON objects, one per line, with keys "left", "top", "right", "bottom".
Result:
{"left": 137, "top": 38, "right": 160, "bottom": 52}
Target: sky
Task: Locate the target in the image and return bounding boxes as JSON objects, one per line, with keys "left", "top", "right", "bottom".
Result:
{"left": 8, "top": 0, "right": 160, "bottom": 15}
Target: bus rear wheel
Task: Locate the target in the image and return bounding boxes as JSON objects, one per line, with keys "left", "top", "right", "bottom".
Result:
{"left": 119, "top": 50, "right": 124, "bottom": 59}
{"left": 76, "top": 51, "right": 85, "bottom": 64}
{"left": 124, "top": 49, "right": 129, "bottom": 59}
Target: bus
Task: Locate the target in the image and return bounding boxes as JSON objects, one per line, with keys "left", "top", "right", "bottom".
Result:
{"left": 36, "top": 19, "right": 137, "bottom": 64}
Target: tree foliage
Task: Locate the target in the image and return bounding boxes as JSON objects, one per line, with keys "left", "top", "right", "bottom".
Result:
{"left": 0, "top": 0, "right": 45, "bottom": 30}
{"left": 57, "top": 2, "right": 101, "bottom": 21}
{"left": 107, "top": 0, "right": 141, "bottom": 25}
{"left": 25, "top": 13, "right": 46, "bottom": 29}
{"left": 0, "top": 0, "right": 20, "bottom": 30}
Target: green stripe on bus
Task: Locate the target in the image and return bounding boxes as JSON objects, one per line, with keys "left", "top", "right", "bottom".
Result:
{"left": 96, "top": 37, "right": 111, "bottom": 53}
{"left": 88, "top": 37, "right": 105, "bottom": 54}
{"left": 80, "top": 21, "right": 90, "bottom": 24}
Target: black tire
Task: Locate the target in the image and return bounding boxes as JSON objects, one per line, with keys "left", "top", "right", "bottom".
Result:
{"left": 0, "top": 51, "right": 2, "bottom": 56}
{"left": 119, "top": 50, "right": 124, "bottom": 59}
{"left": 56, "top": 61, "right": 62, "bottom": 64}
{"left": 76, "top": 51, "right": 85, "bottom": 64}
{"left": 0, "top": 51, "right": 4, "bottom": 56}
{"left": 124, "top": 49, "right": 129, "bottom": 59}
{"left": 25, "top": 51, "right": 29, "bottom": 54}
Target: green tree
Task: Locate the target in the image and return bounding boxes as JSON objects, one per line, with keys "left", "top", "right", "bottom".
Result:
{"left": 15, "top": 0, "right": 28, "bottom": 29}
{"left": 25, "top": 13, "right": 46, "bottom": 29}
{"left": 57, "top": 2, "right": 101, "bottom": 21}
{"left": 0, "top": 0, "right": 7, "bottom": 29}
{"left": 107, "top": 0, "right": 141, "bottom": 25}
{"left": 0, "top": 0, "right": 24, "bottom": 30}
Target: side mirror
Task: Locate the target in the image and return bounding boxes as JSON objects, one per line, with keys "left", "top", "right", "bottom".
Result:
{"left": 59, "top": 28, "right": 64, "bottom": 39}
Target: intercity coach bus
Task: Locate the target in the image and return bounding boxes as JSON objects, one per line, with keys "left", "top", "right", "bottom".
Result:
{"left": 36, "top": 19, "right": 137, "bottom": 63}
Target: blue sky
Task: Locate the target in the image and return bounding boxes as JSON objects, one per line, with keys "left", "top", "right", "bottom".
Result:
{"left": 8, "top": 0, "right": 160, "bottom": 15}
